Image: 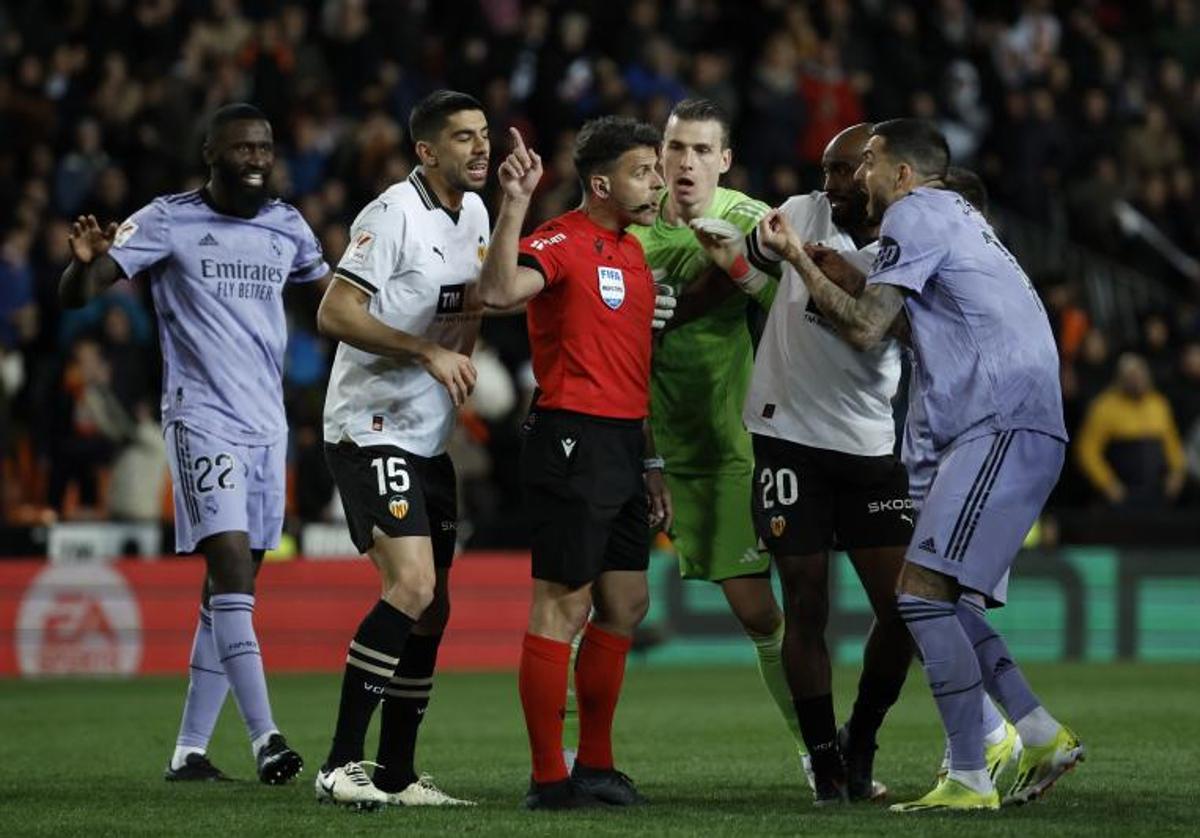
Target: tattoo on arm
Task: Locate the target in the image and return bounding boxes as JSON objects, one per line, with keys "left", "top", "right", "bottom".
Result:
{"left": 790, "top": 247, "right": 905, "bottom": 349}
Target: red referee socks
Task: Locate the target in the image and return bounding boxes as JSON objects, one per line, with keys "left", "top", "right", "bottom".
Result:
{"left": 519, "top": 632, "right": 572, "bottom": 783}
{"left": 574, "top": 622, "right": 633, "bottom": 770}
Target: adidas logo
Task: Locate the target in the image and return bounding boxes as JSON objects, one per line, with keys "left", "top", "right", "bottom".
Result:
{"left": 199, "top": 233, "right": 219, "bottom": 246}
{"left": 918, "top": 536, "right": 937, "bottom": 554}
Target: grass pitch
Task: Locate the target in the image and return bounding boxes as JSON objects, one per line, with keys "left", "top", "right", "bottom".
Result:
{"left": 1, "top": 663, "right": 1196, "bottom": 836}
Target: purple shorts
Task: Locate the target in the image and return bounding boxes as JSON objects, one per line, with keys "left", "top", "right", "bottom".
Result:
{"left": 165, "top": 422, "right": 286, "bottom": 553}
{"left": 906, "top": 430, "right": 1063, "bottom": 606}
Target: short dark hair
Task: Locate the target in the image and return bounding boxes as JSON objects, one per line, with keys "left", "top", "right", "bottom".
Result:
{"left": 573, "top": 116, "right": 662, "bottom": 184}
{"left": 944, "top": 166, "right": 989, "bottom": 214}
{"left": 206, "top": 103, "right": 269, "bottom": 143}
{"left": 870, "top": 118, "right": 950, "bottom": 180}
{"left": 668, "top": 98, "right": 731, "bottom": 147}
{"left": 408, "top": 90, "right": 485, "bottom": 144}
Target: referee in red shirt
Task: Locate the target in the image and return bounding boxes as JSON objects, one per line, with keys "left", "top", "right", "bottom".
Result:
{"left": 479, "top": 118, "right": 671, "bottom": 810}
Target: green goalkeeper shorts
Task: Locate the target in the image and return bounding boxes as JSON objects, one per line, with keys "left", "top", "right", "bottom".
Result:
{"left": 665, "top": 470, "right": 770, "bottom": 582}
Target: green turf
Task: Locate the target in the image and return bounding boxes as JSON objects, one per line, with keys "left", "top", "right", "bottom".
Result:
{"left": 1, "top": 663, "right": 1196, "bottom": 836}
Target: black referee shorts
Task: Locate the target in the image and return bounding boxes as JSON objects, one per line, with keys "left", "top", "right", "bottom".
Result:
{"left": 324, "top": 441, "right": 458, "bottom": 566}
{"left": 520, "top": 409, "right": 649, "bottom": 587}
{"left": 751, "top": 433, "right": 914, "bottom": 558}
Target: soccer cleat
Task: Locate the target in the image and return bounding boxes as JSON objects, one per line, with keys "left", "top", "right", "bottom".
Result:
{"left": 315, "top": 762, "right": 389, "bottom": 811}
{"left": 386, "top": 774, "right": 475, "bottom": 806}
{"left": 889, "top": 777, "right": 1000, "bottom": 813}
{"left": 523, "top": 777, "right": 604, "bottom": 810}
{"left": 1004, "top": 725, "right": 1085, "bottom": 806}
{"left": 936, "top": 720, "right": 1023, "bottom": 784}
{"left": 570, "top": 763, "right": 647, "bottom": 805}
{"left": 256, "top": 733, "right": 303, "bottom": 785}
{"left": 800, "top": 752, "right": 816, "bottom": 792}
{"left": 837, "top": 726, "right": 889, "bottom": 801}
{"left": 808, "top": 746, "right": 848, "bottom": 806}
{"left": 163, "top": 752, "right": 232, "bottom": 782}
{"left": 987, "top": 722, "right": 1022, "bottom": 783}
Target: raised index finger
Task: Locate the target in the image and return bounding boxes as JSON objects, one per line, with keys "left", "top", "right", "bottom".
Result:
{"left": 508, "top": 126, "right": 532, "bottom": 167}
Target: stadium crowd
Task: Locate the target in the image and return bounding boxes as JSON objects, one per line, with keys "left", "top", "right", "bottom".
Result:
{"left": 1, "top": 0, "right": 1199, "bottom": 537}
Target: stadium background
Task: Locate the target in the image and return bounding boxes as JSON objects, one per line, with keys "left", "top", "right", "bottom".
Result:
{"left": 0, "top": 2, "right": 1197, "bottom": 672}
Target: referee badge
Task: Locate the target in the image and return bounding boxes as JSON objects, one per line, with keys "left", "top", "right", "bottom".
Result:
{"left": 388, "top": 496, "right": 410, "bottom": 520}
{"left": 597, "top": 266, "right": 625, "bottom": 310}
{"left": 770, "top": 515, "right": 786, "bottom": 538}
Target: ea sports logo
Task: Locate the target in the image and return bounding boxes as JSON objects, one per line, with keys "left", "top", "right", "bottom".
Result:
{"left": 16, "top": 564, "right": 142, "bottom": 675}
{"left": 388, "top": 497, "right": 410, "bottom": 520}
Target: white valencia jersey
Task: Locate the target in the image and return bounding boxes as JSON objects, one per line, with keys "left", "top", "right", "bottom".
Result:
{"left": 323, "top": 170, "right": 489, "bottom": 456}
{"left": 743, "top": 191, "right": 900, "bottom": 455}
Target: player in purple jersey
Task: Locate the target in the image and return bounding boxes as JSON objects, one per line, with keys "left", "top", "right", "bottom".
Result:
{"left": 749, "top": 119, "right": 1084, "bottom": 812}
{"left": 60, "top": 104, "right": 330, "bottom": 786}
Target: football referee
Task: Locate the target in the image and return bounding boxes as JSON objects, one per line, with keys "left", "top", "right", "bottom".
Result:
{"left": 479, "top": 118, "right": 670, "bottom": 810}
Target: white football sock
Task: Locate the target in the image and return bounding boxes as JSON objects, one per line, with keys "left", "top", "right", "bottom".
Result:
{"left": 251, "top": 728, "right": 279, "bottom": 758}
{"left": 171, "top": 745, "right": 205, "bottom": 771}
{"left": 948, "top": 768, "right": 994, "bottom": 795}
{"left": 1015, "top": 705, "right": 1059, "bottom": 747}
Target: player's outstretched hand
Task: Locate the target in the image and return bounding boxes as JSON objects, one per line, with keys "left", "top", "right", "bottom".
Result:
{"left": 645, "top": 467, "right": 673, "bottom": 532}
{"left": 651, "top": 277, "right": 677, "bottom": 331}
{"left": 806, "top": 245, "right": 866, "bottom": 297}
{"left": 68, "top": 215, "right": 117, "bottom": 264}
{"left": 688, "top": 217, "right": 744, "bottom": 273}
{"left": 497, "top": 127, "right": 543, "bottom": 203}
{"left": 757, "top": 209, "right": 801, "bottom": 261}
{"left": 422, "top": 345, "right": 478, "bottom": 407}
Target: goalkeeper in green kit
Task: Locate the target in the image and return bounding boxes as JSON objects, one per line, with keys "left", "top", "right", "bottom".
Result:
{"left": 627, "top": 99, "right": 812, "bottom": 779}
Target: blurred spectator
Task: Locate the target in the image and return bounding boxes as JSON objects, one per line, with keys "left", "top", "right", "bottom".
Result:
{"left": 53, "top": 118, "right": 109, "bottom": 216}
{"left": 49, "top": 338, "right": 131, "bottom": 515}
{"left": 1166, "top": 342, "right": 1200, "bottom": 433}
{"left": 1075, "top": 353, "right": 1187, "bottom": 507}
{"left": 0, "top": 228, "right": 38, "bottom": 352}
{"left": 107, "top": 400, "right": 167, "bottom": 522}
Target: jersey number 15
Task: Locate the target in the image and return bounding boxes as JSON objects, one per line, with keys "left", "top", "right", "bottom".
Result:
{"left": 371, "top": 456, "right": 411, "bottom": 495}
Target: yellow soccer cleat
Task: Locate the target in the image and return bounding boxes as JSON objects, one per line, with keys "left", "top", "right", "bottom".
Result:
{"left": 889, "top": 777, "right": 1000, "bottom": 813}
{"left": 986, "top": 721, "right": 1023, "bottom": 783}
{"left": 1004, "top": 725, "right": 1085, "bottom": 806}
{"left": 936, "top": 720, "right": 1023, "bottom": 784}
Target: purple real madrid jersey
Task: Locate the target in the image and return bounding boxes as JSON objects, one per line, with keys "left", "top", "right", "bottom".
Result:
{"left": 108, "top": 189, "right": 328, "bottom": 444}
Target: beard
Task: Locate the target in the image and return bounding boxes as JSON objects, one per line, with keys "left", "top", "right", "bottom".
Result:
{"left": 864, "top": 187, "right": 892, "bottom": 225}
{"left": 830, "top": 191, "right": 869, "bottom": 229}
{"left": 213, "top": 162, "right": 271, "bottom": 217}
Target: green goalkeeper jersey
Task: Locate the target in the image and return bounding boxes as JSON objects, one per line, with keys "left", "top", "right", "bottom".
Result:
{"left": 629, "top": 187, "right": 774, "bottom": 475}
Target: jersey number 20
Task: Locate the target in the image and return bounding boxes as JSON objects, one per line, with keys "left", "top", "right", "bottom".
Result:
{"left": 759, "top": 467, "right": 798, "bottom": 509}
{"left": 371, "top": 456, "right": 410, "bottom": 495}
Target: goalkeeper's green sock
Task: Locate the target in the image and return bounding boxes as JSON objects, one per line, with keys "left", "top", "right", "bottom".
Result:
{"left": 749, "top": 622, "right": 805, "bottom": 754}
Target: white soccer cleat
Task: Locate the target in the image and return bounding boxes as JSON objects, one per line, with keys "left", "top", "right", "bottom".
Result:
{"left": 800, "top": 752, "right": 817, "bottom": 792}
{"left": 315, "top": 761, "right": 389, "bottom": 811}
{"left": 386, "top": 774, "right": 476, "bottom": 806}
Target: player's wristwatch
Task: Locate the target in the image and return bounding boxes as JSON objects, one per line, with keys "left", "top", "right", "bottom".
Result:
{"left": 643, "top": 456, "right": 666, "bottom": 472}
